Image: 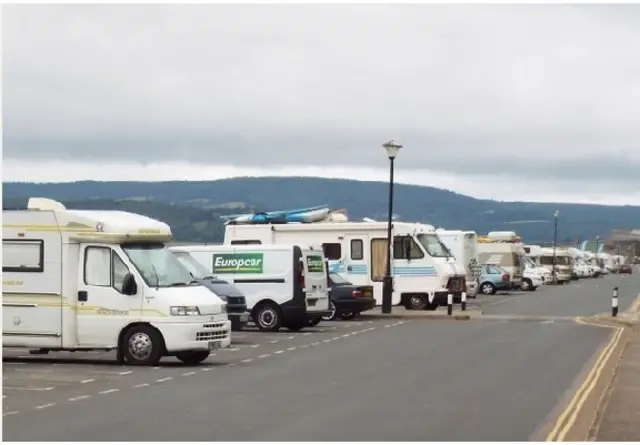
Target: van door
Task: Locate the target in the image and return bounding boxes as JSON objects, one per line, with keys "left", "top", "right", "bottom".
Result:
{"left": 302, "top": 251, "right": 330, "bottom": 313}
{"left": 344, "top": 234, "right": 369, "bottom": 287}
{"left": 76, "top": 244, "right": 141, "bottom": 347}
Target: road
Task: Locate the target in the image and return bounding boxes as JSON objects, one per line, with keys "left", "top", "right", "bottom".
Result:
{"left": 3, "top": 275, "right": 638, "bottom": 441}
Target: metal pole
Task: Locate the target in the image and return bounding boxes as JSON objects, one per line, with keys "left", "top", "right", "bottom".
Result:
{"left": 382, "top": 157, "right": 395, "bottom": 314}
{"left": 552, "top": 212, "right": 558, "bottom": 283}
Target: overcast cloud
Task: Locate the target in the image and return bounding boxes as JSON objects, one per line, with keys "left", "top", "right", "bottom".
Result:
{"left": 3, "top": 4, "right": 640, "bottom": 204}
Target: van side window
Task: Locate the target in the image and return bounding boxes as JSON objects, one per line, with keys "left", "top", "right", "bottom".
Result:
{"left": 2, "top": 239, "right": 45, "bottom": 273}
{"left": 112, "top": 253, "right": 130, "bottom": 294}
{"left": 350, "top": 239, "right": 363, "bottom": 260}
{"left": 322, "top": 243, "right": 342, "bottom": 260}
{"left": 230, "top": 240, "right": 262, "bottom": 245}
{"left": 84, "top": 247, "right": 112, "bottom": 286}
{"left": 393, "top": 236, "right": 424, "bottom": 259}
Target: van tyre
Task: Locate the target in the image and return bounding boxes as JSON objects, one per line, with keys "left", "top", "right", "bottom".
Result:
{"left": 308, "top": 317, "right": 322, "bottom": 327}
{"left": 521, "top": 278, "right": 533, "bottom": 291}
{"left": 480, "top": 282, "right": 496, "bottom": 295}
{"left": 176, "top": 351, "right": 210, "bottom": 365}
{"left": 406, "top": 294, "right": 428, "bottom": 311}
{"left": 122, "top": 325, "right": 163, "bottom": 366}
{"left": 253, "top": 302, "right": 282, "bottom": 332}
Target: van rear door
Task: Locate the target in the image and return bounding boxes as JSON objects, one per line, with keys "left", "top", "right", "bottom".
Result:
{"left": 302, "top": 250, "right": 330, "bottom": 313}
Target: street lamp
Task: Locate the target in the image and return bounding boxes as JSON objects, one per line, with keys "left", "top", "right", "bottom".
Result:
{"left": 382, "top": 140, "right": 402, "bottom": 314}
{"left": 552, "top": 210, "right": 559, "bottom": 283}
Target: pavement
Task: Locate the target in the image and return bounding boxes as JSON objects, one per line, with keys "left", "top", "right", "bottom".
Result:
{"left": 3, "top": 274, "right": 639, "bottom": 441}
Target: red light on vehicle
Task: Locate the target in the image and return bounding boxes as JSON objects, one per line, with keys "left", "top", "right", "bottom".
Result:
{"left": 352, "top": 290, "right": 363, "bottom": 298}
{"left": 502, "top": 274, "right": 509, "bottom": 281}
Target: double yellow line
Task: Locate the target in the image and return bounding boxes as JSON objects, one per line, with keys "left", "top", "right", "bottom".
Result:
{"left": 545, "top": 325, "right": 624, "bottom": 441}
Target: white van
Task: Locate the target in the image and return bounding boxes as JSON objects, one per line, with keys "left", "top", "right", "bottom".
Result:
{"left": 435, "top": 229, "right": 480, "bottom": 298}
{"left": 176, "top": 244, "right": 331, "bottom": 332}
{"left": 223, "top": 221, "right": 466, "bottom": 311}
{"left": 2, "top": 197, "right": 231, "bottom": 366}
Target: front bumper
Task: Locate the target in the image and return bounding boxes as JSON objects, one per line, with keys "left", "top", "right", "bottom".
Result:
{"left": 155, "top": 318, "right": 232, "bottom": 353}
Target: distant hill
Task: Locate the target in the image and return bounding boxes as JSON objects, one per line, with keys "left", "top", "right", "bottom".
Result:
{"left": 3, "top": 177, "right": 639, "bottom": 243}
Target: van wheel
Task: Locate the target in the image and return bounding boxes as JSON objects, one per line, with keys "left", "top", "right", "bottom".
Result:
{"left": 521, "top": 278, "right": 532, "bottom": 291}
{"left": 253, "top": 303, "right": 282, "bottom": 332}
{"left": 480, "top": 282, "right": 496, "bottom": 295}
{"left": 176, "top": 351, "right": 210, "bottom": 365}
{"left": 308, "top": 317, "right": 322, "bottom": 327}
{"left": 322, "top": 302, "right": 337, "bottom": 321}
{"left": 407, "top": 294, "right": 428, "bottom": 310}
{"left": 122, "top": 325, "right": 163, "bottom": 366}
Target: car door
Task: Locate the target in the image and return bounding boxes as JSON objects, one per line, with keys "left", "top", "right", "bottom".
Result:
{"left": 76, "top": 244, "right": 142, "bottom": 347}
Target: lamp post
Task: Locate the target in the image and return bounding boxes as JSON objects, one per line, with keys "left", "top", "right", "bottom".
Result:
{"left": 552, "top": 210, "right": 559, "bottom": 283}
{"left": 381, "top": 140, "right": 402, "bottom": 314}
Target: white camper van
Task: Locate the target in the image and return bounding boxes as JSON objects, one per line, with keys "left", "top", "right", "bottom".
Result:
{"left": 223, "top": 221, "right": 466, "bottom": 311}
{"left": 435, "top": 229, "right": 480, "bottom": 298}
{"left": 175, "top": 244, "right": 331, "bottom": 332}
{"left": 539, "top": 247, "right": 573, "bottom": 283}
{"left": 2, "top": 198, "right": 231, "bottom": 366}
{"left": 477, "top": 232, "right": 525, "bottom": 289}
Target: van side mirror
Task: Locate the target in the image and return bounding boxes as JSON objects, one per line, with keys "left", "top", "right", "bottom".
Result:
{"left": 122, "top": 273, "right": 137, "bottom": 295}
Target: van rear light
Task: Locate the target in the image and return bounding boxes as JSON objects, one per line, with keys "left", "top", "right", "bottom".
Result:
{"left": 502, "top": 274, "right": 509, "bottom": 281}
{"left": 351, "top": 290, "right": 363, "bottom": 298}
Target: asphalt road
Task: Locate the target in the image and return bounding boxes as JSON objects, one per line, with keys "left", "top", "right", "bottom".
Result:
{"left": 3, "top": 313, "right": 611, "bottom": 441}
{"left": 477, "top": 273, "right": 640, "bottom": 317}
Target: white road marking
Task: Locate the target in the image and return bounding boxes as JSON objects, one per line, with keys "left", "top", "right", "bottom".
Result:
{"left": 241, "top": 358, "right": 253, "bottom": 363}
{"left": 258, "top": 354, "right": 271, "bottom": 359}
{"left": 68, "top": 395, "right": 91, "bottom": 402}
{"left": 323, "top": 339, "right": 332, "bottom": 343}
{"left": 81, "top": 379, "right": 95, "bottom": 384}
{"left": 303, "top": 332, "right": 312, "bottom": 336}
{"left": 201, "top": 367, "right": 212, "bottom": 372}
{"left": 228, "top": 348, "right": 240, "bottom": 352}
{"left": 311, "top": 342, "right": 320, "bottom": 346}
{"left": 35, "top": 403, "right": 56, "bottom": 410}
{"left": 3, "top": 411, "right": 19, "bottom": 417}
{"left": 99, "top": 389, "right": 120, "bottom": 394}
{"left": 181, "top": 371, "right": 196, "bottom": 376}
{"left": 134, "top": 383, "right": 149, "bottom": 388}
{"left": 118, "top": 371, "right": 133, "bottom": 375}
{"left": 298, "top": 344, "right": 309, "bottom": 348}
{"left": 274, "top": 350, "right": 284, "bottom": 354}
{"left": 286, "top": 347, "right": 297, "bottom": 351}
{"left": 250, "top": 344, "right": 260, "bottom": 348}
{"left": 287, "top": 336, "right": 295, "bottom": 340}
{"left": 341, "top": 334, "right": 351, "bottom": 338}
{"left": 156, "top": 377, "right": 173, "bottom": 383}
{"left": 4, "top": 386, "right": 54, "bottom": 391}
{"left": 270, "top": 340, "right": 279, "bottom": 344}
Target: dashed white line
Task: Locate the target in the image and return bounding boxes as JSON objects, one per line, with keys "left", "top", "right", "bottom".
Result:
{"left": 341, "top": 334, "right": 350, "bottom": 338}
{"left": 134, "top": 383, "right": 149, "bottom": 388}
{"left": 303, "top": 332, "right": 312, "bottom": 336}
{"left": 323, "top": 339, "right": 332, "bottom": 343}
{"left": 68, "top": 395, "right": 91, "bottom": 402}
{"left": 258, "top": 354, "right": 271, "bottom": 359}
{"left": 311, "top": 342, "right": 320, "bottom": 346}
{"left": 270, "top": 340, "right": 279, "bottom": 344}
{"left": 153, "top": 366, "right": 162, "bottom": 370}
{"left": 274, "top": 350, "right": 284, "bottom": 354}
{"left": 287, "top": 336, "right": 295, "bottom": 340}
{"left": 228, "top": 348, "right": 240, "bottom": 352}
{"left": 35, "top": 403, "right": 56, "bottom": 410}
{"left": 384, "top": 324, "right": 391, "bottom": 328}
{"left": 118, "top": 370, "right": 133, "bottom": 375}
{"left": 181, "top": 371, "right": 197, "bottom": 376}
{"left": 286, "top": 346, "right": 297, "bottom": 351}
{"left": 81, "top": 379, "right": 95, "bottom": 384}
{"left": 250, "top": 344, "right": 260, "bottom": 348}
{"left": 156, "top": 377, "right": 173, "bottom": 383}
{"left": 298, "top": 344, "right": 309, "bottom": 348}
{"left": 241, "top": 358, "right": 253, "bottom": 363}
{"left": 99, "top": 389, "right": 120, "bottom": 395}
{"left": 227, "top": 363, "right": 236, "bottom": 367}
{"left": 3, "top": 411, "right": 19, "bottom": 417}
{"left": 331, "top": 336, "right": 341, "bottom": 341}
{"left": 201, "top": 367, "right": 212, "bottom": 372}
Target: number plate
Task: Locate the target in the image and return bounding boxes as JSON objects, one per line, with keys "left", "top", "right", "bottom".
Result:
{"left": 208, "top": 341, "right": 222, "bottom": 351}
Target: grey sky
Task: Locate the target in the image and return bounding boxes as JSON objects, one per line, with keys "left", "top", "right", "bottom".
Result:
{"left": 3, "top": 4, "right": 640, "bottom": 196}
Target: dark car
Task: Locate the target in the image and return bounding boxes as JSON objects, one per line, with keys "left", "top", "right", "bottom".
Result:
{"left": 620, "top": 264, "right": 633, "bottom": 274}
{"left": 172, "top": 250, "right": 249, "bottom": 331}
{"left": 315, "top": 273, "right": 375, "bottom": 323}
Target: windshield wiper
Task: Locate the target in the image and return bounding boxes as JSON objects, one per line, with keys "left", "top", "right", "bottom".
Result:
{"left": 167, "top": 282, "right": 189, "bottom": 287}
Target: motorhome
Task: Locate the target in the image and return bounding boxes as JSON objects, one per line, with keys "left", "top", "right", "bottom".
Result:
{"left": 477, "top": 231, "right": 525, "bottom": 289}
{"left": 435, "top": 229, "right": 480, "bottom": 298}
{"left": 175, "top": 244, "right": 331, "bottom": 332}
{"left": 223, "top": 219, "right": 467, "bottom": 311}
{"left": 521, "top": 256, "right": 549, "bottom": 290}
{"left": 539, "top": 247, "right": 573, "bottom": 283}
{"left": 2, "top": 198, "right": 231, "bottom": 366}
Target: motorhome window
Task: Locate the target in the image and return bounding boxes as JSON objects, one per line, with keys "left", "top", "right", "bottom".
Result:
{"left": 350, "top": 239, "right": 364, "bottom": 260}
{"left": 112, "top": 253, "right": 130, "bottom": 294}
{"left": 230, "top": 240, "right": 262, "bottom": 245}
{"left": 322, "top": 243, "right": 342, "bottom": 260}
{"left": 370, "top": 238, "right": 388, "bottom": 282}
{"left": 2, "top": 239, "right": 44, "bottom": 273}
{"left": 122, "top": 244, "right": 197, "bottom": 288}
{"left": 556, "top": 256, "right": 571, "bottom": 266}
{"left": 393, "top": 236, "right": 424, "bottom": 259}
{"left": 172, "top": 251, "right": 210, "bottom": 279}
{"left": 416, "top": 234, "right": 450, "bottom": 258}
{"left": 84, "top": 247, "right": 112, "bottom": 287}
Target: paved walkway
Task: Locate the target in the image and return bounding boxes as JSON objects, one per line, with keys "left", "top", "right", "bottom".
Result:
{"left": 595, "top": 324, "right": 640, "bottom": 441}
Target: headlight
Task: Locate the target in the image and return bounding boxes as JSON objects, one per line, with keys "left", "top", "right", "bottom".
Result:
{"left": 221, "top": 303, "right": 227, "bottom": 313}
{"left": 218, "top": 295, "right": 228, "bottom": 302}
{"left": 170, "top": 306, "right": 201, "bottom": 316}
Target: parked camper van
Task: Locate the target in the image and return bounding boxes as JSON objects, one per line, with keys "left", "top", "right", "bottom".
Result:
{"left": 223, "top": 221, "right": 467, "bottom": 311}
{"left": 176, "top": 244, "right": 331, "bottom": 332}
{"left": 435, "top": 229, "right": 480, "bottom": 298}
{"left": 539, "top": 247, "right": 573, "bottom": 283}
{"left": 2, "top": 198, "right": 231, "bottom": 366}
{"left": 477, "top": 232, "right": 524, "bottom": 289}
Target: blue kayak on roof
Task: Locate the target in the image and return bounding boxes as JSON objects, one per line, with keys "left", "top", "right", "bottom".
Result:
{"left": 221, "top": 205, "right": 331, "bottom": 224}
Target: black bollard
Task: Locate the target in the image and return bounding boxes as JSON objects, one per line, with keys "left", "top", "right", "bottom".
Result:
{"left": 461, "top": 291, "right": 467, "bottom": 312}
{"left": 447, "top": 293, "right": 453, "bottom": 316}
{"left": 612, "top": 286, "right": 619, "bottom": 317}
